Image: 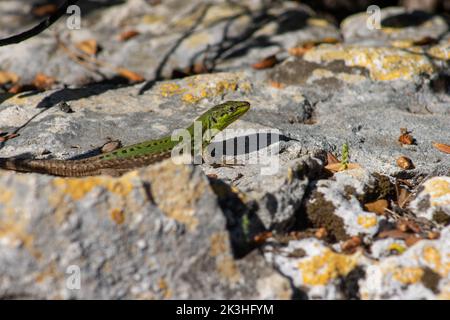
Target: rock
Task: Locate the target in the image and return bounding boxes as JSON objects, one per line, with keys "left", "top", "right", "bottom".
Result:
{"left": 0, "top": 160, "right": 287, "bottom": 299}
{"left": 409, "top": 176, "right": 450, "bottom": 225}
{"left": 305, "top": 169, "right": 386, "bottom": 241}
{"left": 341, "top": 6, "right": 448, "bottom": 44}
{"left": 264, "top": 225, "right": 450, "bottom": 299}
{"left": 360, "top": 225, "right": 450, "bottom": 299}
{"left": 0, "top": 0, "right": 449, "bottom": 300}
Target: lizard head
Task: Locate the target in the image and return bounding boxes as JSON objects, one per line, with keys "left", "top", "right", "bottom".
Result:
{"left": 201, "top": 101, "right": 250, "bottom": 132}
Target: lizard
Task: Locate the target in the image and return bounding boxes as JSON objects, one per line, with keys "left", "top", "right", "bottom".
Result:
{"left": 0, "top": 101, "right": 250, "bottom": 177}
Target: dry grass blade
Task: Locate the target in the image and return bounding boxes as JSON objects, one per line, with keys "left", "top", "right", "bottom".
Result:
{"left": 432, "top": 142, "right": 450, "bottom": 154}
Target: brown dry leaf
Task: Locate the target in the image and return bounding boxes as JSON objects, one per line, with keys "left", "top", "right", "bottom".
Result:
{"left": 32, "top": 73, "right": 56, "bottom": 90}
{"left": 341, "top": 236, "right": 361, "bottom": 253}
{"left": 396, "top": 156, "right": 414, "bottom": 170}
{"left": 118, "top": 30, "right": 140, "bottom": 41}
{"left": 288, "top": 45, "right": 313, "bottom": 56}
{"left": 268, "top": 81, "right": 285, "bottom": 89}
{"left": 288, "top": 38, "right": 340, "bottom": 56}
{"left": 101, "top": 140, "right": 122, "bottom": 153}
{"left": 378, "top": 229, "right": 409, "bottom": 239}
{"left": 397, "top": 187, "right": 411, "bottom": 208}
{"left": 324, "top": 162, "right": 361, "bottom": 173}
{"left": 314, "top": 228, "right": 327, "bottom": 239}
{"left": 76, "top": 39, "right": 98, "bottom": 56}
{"left": 398, "top": 128, "right": 414, "bottom": 145}
{"left": 405, "top": 235, "right": 422, "bottom": 247}
{"left": 432, "top": 142, "right": 450, "bottom": 154}
{"left": 116, "top": 68, "right": 145, "bottom": 83}
{"left": 252, "top": 55, "right": 278, "bottom": 70}
{"left": 427, "top": 231, "right": 440, "bottom": 239}
{"left": 253, "top": 231, "right": 272, "bottom": 244}
{"left": 32, "top": 4, "right": 57, "bottom": 17}
{"left": 364, "top": 199, "right": 388, "bottom": 215}
{"left": 0, "top": 71, "right": 19, "bottom": 85}
{"left": 326, "top": 152, "right": 340, "bottom": 165}
{"left": 0, "top": 133, "right": 19, "bottom": 142}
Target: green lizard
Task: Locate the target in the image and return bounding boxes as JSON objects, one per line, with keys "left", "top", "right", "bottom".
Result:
{"left": 0, "top": 101, "right": 250, "bottom": 177}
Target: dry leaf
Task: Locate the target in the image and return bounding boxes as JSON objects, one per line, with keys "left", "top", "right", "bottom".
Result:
{"left": 314, "top": 228, "right": 327, "bottom": 239}
{"left": 405, "top": 235, "right": 422, "bottom": 247}
{"left": 397, "top": 187, "right": 411, "bottom": 208}
{"left": 101, "top": 140, "right": 122, "bottom": 153}
{"left": 398, "top": 128, "right": 414, "bottom": 145}
{"left": 252, "top": 55, "right": 278, "bottom": 70}
{"left": 76, "top": 39, "right": 98, "bottom": 56}
{"left": 0, "top": 71, "right": 19, "bottom": 85}
{"left": 427, "top": 231, "right": 440, "bottom": 239}
{"left": 288, "top": 45, "right": 313, "bottom": 56}
{"left": 432, "top": 142, "right": 450, "bottom": 154}
{"left": 116, "top": 68, "right": 145, "bottom": 83}
{"left": 253, "top": 231, "right": 272, "bottom": 244}
{"left": 378, "top": 229, "right": 410, "bottom": 239}
{"left": 324, "top": 162, "right": 361, "bottom": 173}
{"left": 397, "top": 219, "right": 421, "bottom": 233}
{"left": 288, "top": 38, "right": 339, "bottom": 56}
{"left": 341, "top": 236, "right": 361, "bottom": 252}
{"left": 268, "top": 81, "right": 285, "bottom": 89}
{"left": 364, "top": 199, "right": 388, "bottom": 215}
{"left": 0, "top": 133, "right": 19, "bottom": 142}
{"left": 32, "top": 4, "right": 57, "bottom": 17}
{"left": 396, "top": 156, "right": 414, "bottom": 170}
{"left": 326, "top": 152, "right": 340, "bottom": 165}
{"left": 118, "top": 30, "right": 140, "bottom": 41}
{"left": 32, "top": 73, "right": 56, "bottom": 90}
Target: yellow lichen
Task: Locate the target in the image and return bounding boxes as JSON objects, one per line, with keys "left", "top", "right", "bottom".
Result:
{"left": 427, "top": 44, "right": 450, "bottom": 60}
{"left": 388, "top": 243, "right": 406, "bottom": 254}
{"left": 159, "top": 83, "right": 186, "bottom": 97}
{"left": 210, "top": 232, "right": 241, "bottom": 284}
{"left": 393, "top": 267, "right": 424, "bottom": 284}
{"left": 53, "top": 174, "right": 135, "bottom": 201}
{"left": 304, "top": 45, "right": 435, "bottom": 81}
{"left": 298, "top": 248, "right": 360, "bottom": 285}
{"left": 0, "top": 187, "right": 13, "bottom": 204}
{"left": 423, "top": 177, "right": 450, "bottom": 207}
{"left": 357, "top": 215, "right": 378, "bottom": 228}
{"left": 423, "top": 246, "right": 448, "bottom": 277}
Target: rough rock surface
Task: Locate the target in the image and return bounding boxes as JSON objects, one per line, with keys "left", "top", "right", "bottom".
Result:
{"left": 0, "top": 1, "right": 449, "bottom": 299}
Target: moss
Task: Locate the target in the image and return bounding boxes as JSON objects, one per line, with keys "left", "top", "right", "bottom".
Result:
{"left": 305, "top": 191, "right": 349, "bottom": 241}
{"left": 361, "top": 173, "right": 395, "bottom": 204}
{"left": 433, "top": 210, "right": 450, "bottom": 225}
{"left": 421, "top": 267, "right": 441, "bottom": 293}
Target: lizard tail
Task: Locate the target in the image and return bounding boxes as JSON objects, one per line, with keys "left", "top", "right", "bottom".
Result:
{"left": 0, "top": 158, "right": 89, "bottom": 176}
{"left": 0, "top": 158, "right": 46, "bottom": 174}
